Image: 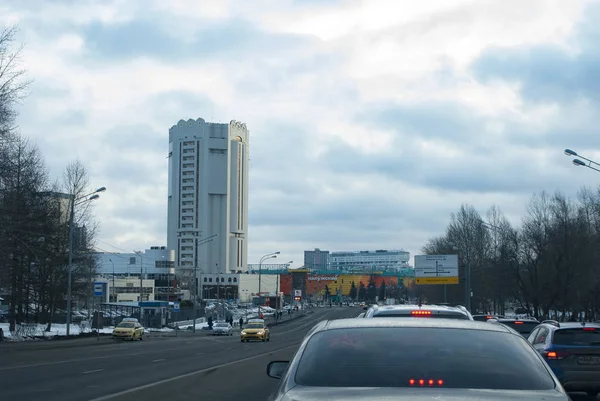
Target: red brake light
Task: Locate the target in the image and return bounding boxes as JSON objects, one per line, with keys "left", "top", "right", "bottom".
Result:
{"left": 409, "top": 378, "right": 444, "bottom": 386}
{"left": 411, "top": 310, "right": 432, "bottom": 316}
{"left": 486, "top": 315, "right": 493, "bottom": 319}
{"left": 584, "top": 327, "right": 596, "bottom": 331}
{"left": 544, "top": 350, "right": 570, "bottom": 360}
{"left": 514, "top": 321, "right": 524, "bottom": 324}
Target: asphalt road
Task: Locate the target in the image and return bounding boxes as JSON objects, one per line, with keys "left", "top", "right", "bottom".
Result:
{"left": 3, "top": 307, "right": 596, "bottom": 401}
{"left": 1, "top": 307, "right": 358, "bottom": 401}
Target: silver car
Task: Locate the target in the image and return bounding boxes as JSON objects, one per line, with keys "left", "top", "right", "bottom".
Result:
{"left": 266, "top": 318, "right": 569, "bottom": 400}
{"left": 212, "top": 322, "right": 233, "bottom": 336}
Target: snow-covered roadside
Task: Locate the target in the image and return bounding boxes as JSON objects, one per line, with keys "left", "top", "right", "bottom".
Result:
{"left": 0, "top": 322, "right": 113, "bottom": 341}
{"left": 0, "top": 322, "right": 175, "bottom": 341}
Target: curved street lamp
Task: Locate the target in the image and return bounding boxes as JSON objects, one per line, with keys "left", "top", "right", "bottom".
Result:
{"left": 258, "top": 252, "right": 280, "bottom": 315}
{"left": 66, "top": 186, "right": 106, "bottom": 336}
{"left": 564, "top": 148, "right": 600, "bottom": 173}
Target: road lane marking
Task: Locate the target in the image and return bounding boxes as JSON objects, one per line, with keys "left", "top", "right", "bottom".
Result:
{"left": 0, "top": 353, "right": 143, "bottom": 371}
{"left": 0, "top": 309, "right": 343, "bottom": 372}
{"left": 152, "top": 359, "right": 165, "bottom": 363}
{"left": 88, "top": 343, "right": 300, "bottom": 401}
{"left": 82, "top": 369, "right": 104, "bottom": 374}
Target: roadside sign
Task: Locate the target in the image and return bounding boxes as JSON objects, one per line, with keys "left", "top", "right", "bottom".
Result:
{"left": 414, "top": 255, "right": 459, "bottom": 285}
{"left": 93, "top": 282, "right": 103, "bottom": 296}
{"left": 173, "top": 302, "right": 180, "bottom": 312}
{"left": 294, "top": 289, "right": 302, "bottom": 297}
{"left": 416, "top": 277, "right": 459, "bottom": 285}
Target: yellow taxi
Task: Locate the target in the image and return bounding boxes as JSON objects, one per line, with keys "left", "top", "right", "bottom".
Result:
{"left": 112, "top": 317, "right": 145, "bottom": 341}
{"left": 240, "top": 318, "right": 270, "bottom": 342}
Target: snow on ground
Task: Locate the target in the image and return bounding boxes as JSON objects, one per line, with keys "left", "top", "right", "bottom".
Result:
{"left": 177, "top": 322, "right": 209, "bottom": 330}
{"left": 0, "top": 322, "right": 113, "bottom": 340}
{"left": 0, "top": 321, "right": 175, "bottom": 341}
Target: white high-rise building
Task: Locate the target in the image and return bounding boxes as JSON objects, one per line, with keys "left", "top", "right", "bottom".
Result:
{"left": 167, "top": 118, "right": 249, "bottom": 280}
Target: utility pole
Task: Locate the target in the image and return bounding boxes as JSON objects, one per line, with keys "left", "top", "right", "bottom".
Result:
{"left": 65, "top": 187, "right": 106, "bottom": 336}
{"left": 191, "top": 233, "right": 218, "bottom": 332}
{"left": 109, "top": 259, "right": 115, "bottom": 302}
{"left": 137, "top": 251, "right": 144, "bottom": 321}
{"left": 66, "top": 196, "right": 75, "bottom": 336}
{"left": 465, "top": 259, "right": 471, "bottom": 312}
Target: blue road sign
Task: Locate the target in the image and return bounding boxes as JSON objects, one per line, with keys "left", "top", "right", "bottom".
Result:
{"left": 173, "top": 302, "right": 180, "bottom": 312}
{"left": 93, "top": 282, "right": 103, "bottom": 297}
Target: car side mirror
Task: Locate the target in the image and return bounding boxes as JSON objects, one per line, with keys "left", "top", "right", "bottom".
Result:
{"left": 267, "top": 361, "right": 289, "bottom": 379}
{"left": 363, "top": 306, "right": 368, "bottom": 310}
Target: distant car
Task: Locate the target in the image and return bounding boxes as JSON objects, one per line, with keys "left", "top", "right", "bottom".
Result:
{"left": 488, "top": 317, "right": 540, "bottom": 338}
{"left": 241, "top": 318, "right": 270, "bottom": 342}
{"left": 472, "top": 314, "right": 505, "bottom": 322}
{"left": 363, "top": 304, "right": 474, "bottom": 320}
{"left": 527, "top": 320, "right": 600, "bottom": 397}
{"left": 212, "top": 322, "right": 233, "bottom": 336}
{"left": 112, "top": 320, "right": 144, "bottom": 341}
{"left": 266, "top": 318, "right": 568, "bottom": 400}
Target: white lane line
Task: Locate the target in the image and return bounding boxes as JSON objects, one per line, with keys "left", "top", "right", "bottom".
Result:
{"left": 0, "top": 353, "right": 143, "bottom": 371}
{"left": 88, "top": 343, "right": 299, "bottom": 401}
{"left": 152, "top": 359, "right": 165, "bottom": 363}
{"left": 82, "top": 369, "right": 104, "bottom": 374}
{"left": 196, "top": 352, "right": 204, "bottom": 355}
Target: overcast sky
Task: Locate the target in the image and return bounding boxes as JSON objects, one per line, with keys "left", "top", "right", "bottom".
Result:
{"left": 2, "top": 0, "right": 600, "bottom": 268}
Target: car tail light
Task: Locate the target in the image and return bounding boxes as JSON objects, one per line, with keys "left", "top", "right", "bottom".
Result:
{"left": 486, "top": 315, "right": 493, "bottom": 319}
{"left": 514, "top": 321, "right": 524, "bottom": 324}
{"left": 409, "top": 378, "right": 444, "bottom": 386}
{"left": 584, "top": 327, "right": 596, "bottom": 331}
{"left": 411, "top": 310, "right": 432, "bottom": 316}
{"left": 543, "top": 350, "right": 570, "bottom": 360}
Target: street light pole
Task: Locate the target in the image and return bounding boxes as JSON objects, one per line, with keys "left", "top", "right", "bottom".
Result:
{"left": 109, "top": 259, "right": 115, "bottom": 302}
{"left": 191, "top": 233, "right": 217, "bottom": 332}
{"left": 66, "top": 186, "right": 106, "bottom": 337}
{"left": 258, "top": 252, "right": 280, "bottom": 316}
{"left": 193, "top": 236, "right": 198, "bottom": 333}
{"left": 134, "top": 250, "right": 144, "bottom": 321}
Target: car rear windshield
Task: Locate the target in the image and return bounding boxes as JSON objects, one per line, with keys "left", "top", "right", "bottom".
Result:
{"left": 372, "top": 312, "right": 469, "bottom": 320}
{"left": 498, "top": 321, "right": 538, "bottom": 335}
{"left": 215, "top": 323, "right": 229, "bottom": 327}
{"left": 553, "top": 328, "right": 600, "bottom": 346}
{"left": 294, "top": 327, "right": 555, "bottom": 390}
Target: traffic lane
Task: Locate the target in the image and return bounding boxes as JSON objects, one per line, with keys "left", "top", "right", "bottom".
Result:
{"left": 0, "top": 308, "right": 327, "bottom": 367}
{"left": 0, "top": 311, "right": 322, "bottom": 382}
{"left": 3, "top": 308, "right": 357, "bottom": 401}
{"left": 111, "top": 341, "right": 299, "bottom": 401}
{"left": 84, "top": 308, "right": 357, "bottom": 401}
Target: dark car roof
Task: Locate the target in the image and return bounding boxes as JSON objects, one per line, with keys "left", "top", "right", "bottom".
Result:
{"left": 321, "top": 317, "right": 513, "bottom": 333}
{"left": 541, "top": 321, "right": 600, "bottom": 329}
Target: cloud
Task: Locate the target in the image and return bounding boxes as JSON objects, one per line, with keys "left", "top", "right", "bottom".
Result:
{"left": 2, "top": 0, "right": 599, "bottom": 268}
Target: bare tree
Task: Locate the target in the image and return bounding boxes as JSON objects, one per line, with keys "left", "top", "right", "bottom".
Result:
{"left": 0, "top": 25, "right": 31, "bottom": 141}
{"left": 62, "top": 160, "right": 99, "bottom": 320}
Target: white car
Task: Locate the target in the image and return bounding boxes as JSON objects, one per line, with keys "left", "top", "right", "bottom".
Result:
{"left": 212, "top": 322, "right": 233, "bottom": 336}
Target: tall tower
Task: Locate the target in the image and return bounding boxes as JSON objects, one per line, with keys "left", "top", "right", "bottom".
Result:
{"left": 167, "top": 118, "right": 249, "bottom": 280}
